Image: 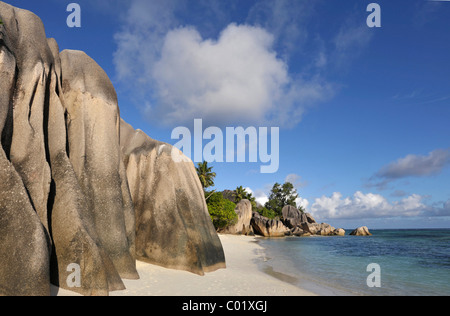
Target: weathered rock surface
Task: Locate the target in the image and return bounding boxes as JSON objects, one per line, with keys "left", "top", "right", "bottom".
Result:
{"left": 47, "top": 41, "right": 126, "bottom": 295}
{"left": 251, "top": 205, "right": 343, "bottom": 238}
{"left": 220, "top": 199, "right": 253, "bottom": 235}
{"left": 333, "top": 228, "right": 346, "bottom": 236}
{"left": 248, "top": 204, "right": 346, "bottom": 238}
{"left": 282, "top": 205, "right": 301, "bottom": 221}
{"left": 0, "top": 149, "right": 51, "bottom": 296}
{"left": 0, "top": 2, "right": 226, "bottom": 295}
{"left": 350, "top": 226, "right": 372, "bottom": 236}
{"left": 0, "top": 2, "right": 134, "bottom": 295}
{"left": 282, "top": 205, "right": 316, "bottom": 229}
{"left": 318, "top": 223, "right": 335, "bottom": 236}
{"left": 60, "top": 49, "right": 139, "bottom": 281}
{"left": 291, "top": 226, "right": 311, "bottom": 237}
{"left": 0, "top": 2, "right": 54, "bottom": 296}
{"left": 299, "top": 222, "right": 345, "bottom": 237}
{"left": 0, "top": 2, "right": 52, "bottom": 239}
{"left": 251, "top": 212, "right": 290, "bottom": 237}
{"left": 120, "top": 120, "right": 226, "bottom": 275}
{"left": 301, "top": 213, "right": 317, "bottom": 225}
{"left": 300, "top": 222, "right": 320, "bottom": 235}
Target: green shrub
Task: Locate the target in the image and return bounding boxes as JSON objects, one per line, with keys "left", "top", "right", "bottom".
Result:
{"left": 264, "top": 182, "right": 298, "bottom": 218}
{"left": 256, "top": 207, "right": 277, "bottom": 219}
{"left": 206, "top": 191, "right": 237, "bottom": 230}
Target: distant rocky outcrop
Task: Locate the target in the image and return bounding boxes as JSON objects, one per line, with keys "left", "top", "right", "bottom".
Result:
{"left": 282, "top": 205, "right": 316, "bottom": 229}
{"left": 0, "top": 2, "right": 225, "bottom": 296}
{"left": 282, "top": 205, "right": 345, "bottom": 237}
{"left": 251, "top": 212, "right": 290, "bottom": 237}
{"left": 219, "top": 199, "right": 253, "bottom": 235}
{"left": 291, "top": 227, "right": 311, "bottom": 237}
{"left": 350, "top": 226, "right": 373, "bottom": 236}
{"left": 246, "top": 205, "right": 347, "bottom": 238}
{"left": 333, "top": 228, "right": 346, "bottom": 236}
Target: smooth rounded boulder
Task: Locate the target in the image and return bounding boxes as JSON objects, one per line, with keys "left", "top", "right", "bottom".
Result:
{"left": 47, "top": 41, "right": 126, "bottom": 295}
{"left": 120, "top": 120, "right": 226, "bottom": 275}
{"left": 333, "top": 228, "right": 346, "bottom": 236}
{"left": 350, "top": 226, "right": 373, "bottom": 236}
{"left": 60, "top": 50, "right": 139, "bottom": 281}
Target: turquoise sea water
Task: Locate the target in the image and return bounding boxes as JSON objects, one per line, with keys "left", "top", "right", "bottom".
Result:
{"left": 258, "top": 229, "right": 450, "bottom": 296}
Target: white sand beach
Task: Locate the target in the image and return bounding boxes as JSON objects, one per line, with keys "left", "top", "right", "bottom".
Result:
{"left": 55, "top": 234, "right": 317, "bottom": 296}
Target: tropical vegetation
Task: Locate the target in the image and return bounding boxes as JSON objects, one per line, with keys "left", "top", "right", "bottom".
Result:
{"left": 195, "top": 162, "right": 305, "bottom": 229}
{"left": 195, "top": 161, "right": 216, "bottom": 189}
{"left": 264, "top": 182, "right": 299, "bottom": 218}
{"left": 205, "top": 191, "right": 237, "bottom": 230}
{"left": 233, "top": 186, "right": 256, "bottom": 210}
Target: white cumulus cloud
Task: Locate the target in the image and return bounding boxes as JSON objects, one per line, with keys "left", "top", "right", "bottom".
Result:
{"left": 246, "top": 187, "right": 269, "bottom": 207}
{"left": 149, "top": 24, "right": 331, "bottom": 127}
{"left": 113, "top": 0, "right": 334, "bottom": 128}
{"left": 310, "top": 191, "right": 426, "bottom": 220}
{"left": 296, "top": 197, "right": 310, "bottom": 210}
{"left": 151, "top": 24, "right": 286, "bottom": 125}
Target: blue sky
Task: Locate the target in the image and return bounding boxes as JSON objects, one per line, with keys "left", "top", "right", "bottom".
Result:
{"left": 5, "top": 0, "right": 450, "bottom": 228}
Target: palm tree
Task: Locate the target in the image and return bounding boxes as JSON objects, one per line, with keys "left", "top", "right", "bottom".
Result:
{"left": 234, "top": 186, "right": 257, "bottom": 210}
{"left": 234, "top": 186, "right": 247, "bottom": 203}
{"left": 196, "top": 161, "right": 216, "bottom": 189}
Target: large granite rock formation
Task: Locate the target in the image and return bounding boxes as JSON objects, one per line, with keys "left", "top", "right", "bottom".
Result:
{"left": 0, "top": 2, "right": 225, "bottom": 295}
{"left": 47, "top": 41, "right": 127, "bottom": 295}
{"left": 120, "top": 120, "right": 226, "bottom": 275}
{"left": 60, "top": 49, "right": 138, "bottom": 281}
{"left": 0, "top": 2, "right": 54, "bottom": 296}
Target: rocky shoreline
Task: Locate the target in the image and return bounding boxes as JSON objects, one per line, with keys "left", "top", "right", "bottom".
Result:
{"left": 221, "top": 200, "right": 372, "bottom": 238}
